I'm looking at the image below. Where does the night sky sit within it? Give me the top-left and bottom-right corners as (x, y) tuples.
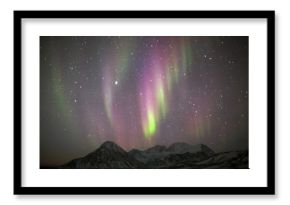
(40, 36), (248, 166)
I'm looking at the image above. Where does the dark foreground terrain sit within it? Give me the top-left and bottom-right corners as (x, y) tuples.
(54, 141), (248, 169)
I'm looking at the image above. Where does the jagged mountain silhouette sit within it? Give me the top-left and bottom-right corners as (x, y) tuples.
(60, 141), (248, 169)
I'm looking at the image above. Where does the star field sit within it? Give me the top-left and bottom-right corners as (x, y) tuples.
(40, 36), (248, 166)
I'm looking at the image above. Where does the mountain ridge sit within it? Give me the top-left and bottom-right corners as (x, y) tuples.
(59, 141), (248, 169)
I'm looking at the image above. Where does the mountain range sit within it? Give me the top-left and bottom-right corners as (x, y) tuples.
(59, 141), (248, 169)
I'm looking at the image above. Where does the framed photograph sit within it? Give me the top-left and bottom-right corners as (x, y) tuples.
(14, 10), (275, 195)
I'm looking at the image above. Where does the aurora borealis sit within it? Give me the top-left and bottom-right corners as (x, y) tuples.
(40, 36), (248, 166)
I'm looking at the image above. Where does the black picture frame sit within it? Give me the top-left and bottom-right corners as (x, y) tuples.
(14, 10), (275, 195)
